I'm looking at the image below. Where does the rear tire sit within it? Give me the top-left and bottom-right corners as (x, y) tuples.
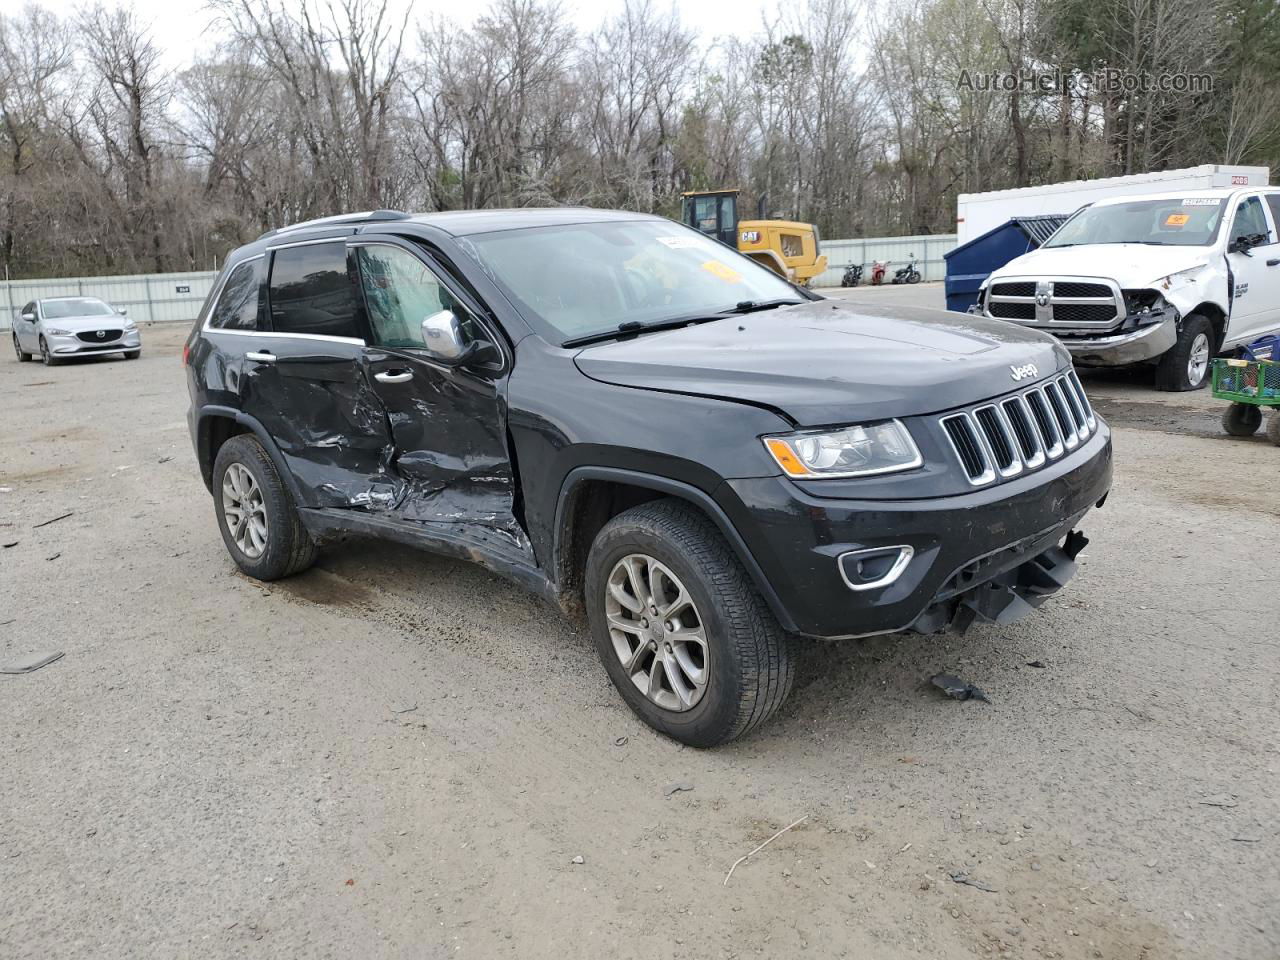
(1222, 403), (1262, 437)
(1156, 314), (1212, 391)
(13, 335), (30, 362)
(584, 498), (794, 747)
(212, 434), (317, 580)
(1268, 413), (1280, 447)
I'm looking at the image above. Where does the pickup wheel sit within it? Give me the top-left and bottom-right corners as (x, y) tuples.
(1222, 403), (1262, 436)
(212, 434), (317, 580)
(1155, 314), (1212, 391)
(584, 498), (794, 747)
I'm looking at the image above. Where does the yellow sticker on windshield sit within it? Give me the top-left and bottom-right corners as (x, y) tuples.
(1165, 213), (1189, 227)
(702, 260), (743, 283)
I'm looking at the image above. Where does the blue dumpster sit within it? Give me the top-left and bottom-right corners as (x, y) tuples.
(944, 215), (1069, 312)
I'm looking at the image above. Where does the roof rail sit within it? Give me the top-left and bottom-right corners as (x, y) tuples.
(263, 209), (411, 239)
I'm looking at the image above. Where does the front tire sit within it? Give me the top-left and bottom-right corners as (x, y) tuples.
(1222, 403), (1262, 437)
(13, 335), (30, 362)
(39, 337), (59, 366)
(1156, 314), (1212, 391)
(212, 434), (317, 580)
(907, 270), (921, 284)
(584, 499), (794, 747)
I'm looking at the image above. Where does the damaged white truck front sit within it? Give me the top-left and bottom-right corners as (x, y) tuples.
(976, 188), (1280, 391)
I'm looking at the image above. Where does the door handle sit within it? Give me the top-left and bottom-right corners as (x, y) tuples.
(374, 369), (413, 384)
(1267, 258), (1280, 266)
(245, 351), (276, 363)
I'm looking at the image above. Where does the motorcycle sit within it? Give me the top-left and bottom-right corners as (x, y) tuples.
(841, 263), (864, 287)
(891, 253), (922, 285)
(870, 260), (888, 285)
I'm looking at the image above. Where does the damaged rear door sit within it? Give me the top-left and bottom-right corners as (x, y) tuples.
(350, 236), (531, 559)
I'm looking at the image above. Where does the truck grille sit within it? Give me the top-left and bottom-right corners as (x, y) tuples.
(986, 278), (1121, 328)
(939, 372), (1096, 486)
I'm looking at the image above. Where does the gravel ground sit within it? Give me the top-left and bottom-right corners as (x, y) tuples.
(1, 318), (1276, 960)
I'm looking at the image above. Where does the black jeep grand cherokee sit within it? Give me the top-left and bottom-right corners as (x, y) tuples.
(185, 208), (1112, 746)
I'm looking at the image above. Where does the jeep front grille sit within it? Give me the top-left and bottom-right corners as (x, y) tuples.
(940, 373), (1096, 485)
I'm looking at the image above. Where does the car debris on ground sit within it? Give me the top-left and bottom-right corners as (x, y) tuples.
(930, 673), (991, 703)
(0, 651), (65, 675)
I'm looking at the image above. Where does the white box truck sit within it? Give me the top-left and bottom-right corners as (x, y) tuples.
(956, 165), (1270, 246)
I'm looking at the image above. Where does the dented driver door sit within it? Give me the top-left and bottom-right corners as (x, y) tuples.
(350, 237), (530, 558)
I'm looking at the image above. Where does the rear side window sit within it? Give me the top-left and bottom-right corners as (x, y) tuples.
(268, 242), (360, 339)
(209, 258), (265, 330)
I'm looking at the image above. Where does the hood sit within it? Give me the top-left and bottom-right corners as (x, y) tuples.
(991, 243), (1213, 287)
(573, 300), (1067, 426)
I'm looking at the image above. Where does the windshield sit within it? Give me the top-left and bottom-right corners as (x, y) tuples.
(460, 219), (803, 344)
(1044, 198), (1227, 248)
(41, 298), (115, 319)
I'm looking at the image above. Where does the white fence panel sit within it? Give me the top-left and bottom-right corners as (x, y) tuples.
(814, 234), (957, 286)
(1, 270), (218, 330)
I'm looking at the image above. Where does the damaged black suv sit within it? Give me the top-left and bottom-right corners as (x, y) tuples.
(185, 208), (1112, 746)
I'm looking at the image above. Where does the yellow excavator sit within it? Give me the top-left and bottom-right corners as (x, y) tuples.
(680, 189), (828, 286)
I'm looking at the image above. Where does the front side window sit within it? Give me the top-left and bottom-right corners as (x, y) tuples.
(268, 242), (360, 339)
(209, 258), (265, 330)
(462, 219), (801, 344)
(1232, 196), (1271, 243)
(40, 298), (115, 319)
(1044, 198), (1226, 248)
(357, 245), (458, 349)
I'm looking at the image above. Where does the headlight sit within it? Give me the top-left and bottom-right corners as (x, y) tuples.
(44, 327), (72, 336)
(124, 320), (137, 329)
(763, 420), (923, 479)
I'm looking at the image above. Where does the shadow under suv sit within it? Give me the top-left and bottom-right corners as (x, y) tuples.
(184, 208), (1112, 746)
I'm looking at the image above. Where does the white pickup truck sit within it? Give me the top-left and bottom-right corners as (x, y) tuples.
(976, 187), (1280, 390)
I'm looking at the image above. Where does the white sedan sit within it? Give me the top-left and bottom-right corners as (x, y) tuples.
(11, 297), (141, 365)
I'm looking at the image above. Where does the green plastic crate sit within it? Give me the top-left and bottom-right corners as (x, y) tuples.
(1212, 358), (1280, 406)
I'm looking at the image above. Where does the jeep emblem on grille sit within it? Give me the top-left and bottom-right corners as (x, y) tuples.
(1010, 363), (1038, 381)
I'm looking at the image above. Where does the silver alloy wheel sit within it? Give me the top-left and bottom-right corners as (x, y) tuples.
(1188, 332), (1210, 386)
(604, 553), (709, 712)
(221, 462), (268, 559)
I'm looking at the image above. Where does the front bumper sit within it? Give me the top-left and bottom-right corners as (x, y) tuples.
(48, 330), (141, 355)
(720, 423), (1112, 639)
(1060, 315), (1176, 367)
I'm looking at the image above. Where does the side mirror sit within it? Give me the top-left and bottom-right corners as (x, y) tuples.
(420, 309), (499, 367)
(119, 307), (128, 316)
(1229, 233), (1266, 255)
(21, 312), (35, 321)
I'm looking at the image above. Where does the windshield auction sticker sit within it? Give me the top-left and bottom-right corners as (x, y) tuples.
(1165, 213), (1190, 227)
(701, 260), (743, 283)
(1180, 198), (1220, 206)
(656, 236), (705, 249)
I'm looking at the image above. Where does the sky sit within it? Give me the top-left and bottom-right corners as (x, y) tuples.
(32, 0), (783, 69)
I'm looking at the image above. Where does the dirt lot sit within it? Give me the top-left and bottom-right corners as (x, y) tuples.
(2, 309), (1277, 960)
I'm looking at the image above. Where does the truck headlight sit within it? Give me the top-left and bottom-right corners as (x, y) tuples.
(763, 420), (923, 478)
